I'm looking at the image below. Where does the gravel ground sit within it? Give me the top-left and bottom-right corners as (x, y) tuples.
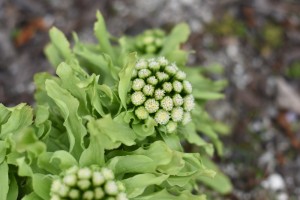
(1, 0), (300, 199)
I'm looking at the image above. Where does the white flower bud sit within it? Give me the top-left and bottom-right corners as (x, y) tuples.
(51, 180), (62, 193)
(102, 168), (115, 180)
(175, 70), (186, 80)
(173, 81), (183, 93)
(82, 190), (94, 200)
(78, 168), (92, 179)
(143, 36), (154, 44)
(162, 82), (173, 93)
(183, 95), (195, 112)
(142, 84), (154, 96)
(161, 96), (173, 111)
(148, 61), (160, 71)
(116, 192), (128, 200)
(183, 80), (192, 94)
(166, 121), (177, 133)
(58, 184), (69, 197)
(131, 92), (146, 106)
(156, 72), (169, 82)
(93, 171), (105, 186)
(157, 57), (168, 66)
(132, 79), (145, 91)
(138, 69), (151, 79)
(182, 112), (192, 125)
(155, 109), (170, 125)
(50, 195), (60, 200)
(69, 189), (80, 199)
(171, 107), (184, 122)
(135, 59), (148, 70)
(94, 187), (105, 199)
(135, 106), (149, 120)
(63, 174), (77, 186)
(173, 94), (184, 107)
(154, 89), (165, 100)
(77, 180), (91, 190)
(144, 99), (159, 114)
(165, 64), (178, 75)
(147, 76), (158, 85)
(66, 166), (78, 175)
(105, 181), (119, 195)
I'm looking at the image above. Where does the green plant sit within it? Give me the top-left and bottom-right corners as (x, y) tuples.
(0, 11), (232, 200)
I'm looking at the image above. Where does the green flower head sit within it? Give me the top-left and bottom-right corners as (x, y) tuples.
(135, 29), (166, 54)
(129, 57), (195, 133)
(50, 166), (127, 200)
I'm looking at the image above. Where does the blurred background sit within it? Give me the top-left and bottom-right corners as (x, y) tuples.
(1, 0), (300, 199)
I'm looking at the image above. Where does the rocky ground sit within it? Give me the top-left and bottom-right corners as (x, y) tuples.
(1, 0), (300, 199)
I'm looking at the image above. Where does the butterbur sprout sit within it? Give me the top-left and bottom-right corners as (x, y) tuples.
(50, 166), (128, 200)
(135, 29), (166, 54)
(129, 57), (195, 133)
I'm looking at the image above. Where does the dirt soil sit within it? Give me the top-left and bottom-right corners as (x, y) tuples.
(1, 0), (300, 199)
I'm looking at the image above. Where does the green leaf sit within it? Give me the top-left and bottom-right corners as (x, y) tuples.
(159, 23), (190, 57)
(0, 104), (10, 125)
(0, 104), (33, 140)
(193, 91), (224, 100)
(32, 173), (52, 200)
(86, 115), (136, 150)
(7, 173), (18, 200)
(122, 173), (169, 198)
(108, 155), (156, 175)
(133, 189), (206, 200)
(48, 27), (72, 65)
(197, 156), (233, 194)
(94, 11), (115, 60)
(21, 193), (43, 200)
(118, 52), (137, 109)
(45, 80), (87, 159)
(0, 141), (6, 164)
(44, 43), (62, 67)
(17, 157), (33, 177)
(0, 162), (9, 200)
(50, 150), (78, 171)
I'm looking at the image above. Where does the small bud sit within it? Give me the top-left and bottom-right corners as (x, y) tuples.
(78, 168), (92, 179)
(166, 121), (177, 133)
(93, 172), (105, 186)
(131, 92), (146, 106)
(105, 181), (119, 195)
(182, 112), (192, 125)
(138, 69), (151, 79)
(173, 80), (183, 93)
(154, 89), (165, 100)
(148, 61), (160, 71)
(144, 99), (159, 114)
(143, 36), (154, 44)
(117, 182), (126, 192)
(173, 94), (184, 107)
(165, 64), (178, 75)
(183, 95), (195, 112)
(102, 168), (115, 180)
(63, 174), (77, 186)
(135, 106), (149, 120)
(155, 109), (170, 125)
(58, 184), (69, 197)
(51, 179), (62, 193)
(147, 76), (158, 85)
(142, 84), (154, 96)
(157, 57), (168, 66)
(69, 189), (80, 199)
(50, 195), (60, 200)
(161, 96), (173, 111)
(82, 190), (94, 200)
(183, 80), (192, 94)
(132, 79), (145, 91)
(132, 69), (138, 78)
(171, 107), (184, 122)
(135, 59), (148, 70)
(77, 180), (91, 190)
(156, 72), (169, 82)
(146, 45), (156, 53)
(116, 192), (129, 200)
(94, 187), (105, 199)
(175, 70), (186, 80)
(162, 82), (173, 93)
(66, 166), (78, 175)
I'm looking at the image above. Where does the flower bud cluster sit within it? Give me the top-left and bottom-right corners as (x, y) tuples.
(135, 29), (166, 54)
(50, 166), (127, 200)
(130, 57), (195, 133)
